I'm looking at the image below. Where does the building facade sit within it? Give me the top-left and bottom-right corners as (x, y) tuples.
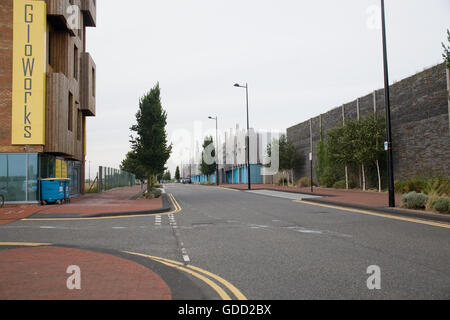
(189, 125), (282, 184)
(287, 63), (450, 185)
(0, 0), (97, 203)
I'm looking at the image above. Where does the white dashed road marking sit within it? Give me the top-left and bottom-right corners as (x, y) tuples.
(155, 215), (162, 226)
(167, 213), (191, 265)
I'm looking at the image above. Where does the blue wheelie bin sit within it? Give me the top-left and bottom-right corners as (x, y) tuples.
(63, 179), (71, 203)
(40, 179), (70, 205)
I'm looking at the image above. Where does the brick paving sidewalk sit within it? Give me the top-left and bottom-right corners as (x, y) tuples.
(0, 186), (164, 223)
(36, 186), (163, 217)
(0, 205), (42, 226)
(0, 246), (172, 300)
(220, 184), (402, 208)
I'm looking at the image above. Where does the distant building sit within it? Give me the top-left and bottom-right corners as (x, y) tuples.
(0, 0), (97, 203)
(190, 124), (282, 184)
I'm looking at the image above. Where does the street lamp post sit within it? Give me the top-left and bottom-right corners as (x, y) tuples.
(208, 116), (220, 186)
(234, 83), (251, 190)
(380, 0), (396, 207)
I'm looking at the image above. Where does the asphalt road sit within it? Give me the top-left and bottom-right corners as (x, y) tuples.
(1, 184), (449, 299)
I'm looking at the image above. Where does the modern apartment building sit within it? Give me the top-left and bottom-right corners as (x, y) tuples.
(0, 0), (97, 203)
(189, 125), (282, 184)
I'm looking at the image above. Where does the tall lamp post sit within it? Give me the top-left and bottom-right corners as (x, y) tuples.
(234, 83), (251, 190)
(208, 116), (220, 186)
(380, 0), (395, 207)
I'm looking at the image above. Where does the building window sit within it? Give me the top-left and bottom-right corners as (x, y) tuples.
(39, 155), (56, 179)
(0, 154), (38, 203)
(68, 93), (73, 132)
(77, 110), (82, 141)
(74, 45), (79, 80)
(92, 67), (96, 97)
(48, 31), (53, 67)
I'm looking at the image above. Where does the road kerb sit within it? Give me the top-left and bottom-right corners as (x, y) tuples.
(295, 200), (450, 229)
(20, 193), (182, 222)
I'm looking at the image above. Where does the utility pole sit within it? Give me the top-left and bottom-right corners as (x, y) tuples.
(381, 0), (396, 207)
(234, 83), (251, 190)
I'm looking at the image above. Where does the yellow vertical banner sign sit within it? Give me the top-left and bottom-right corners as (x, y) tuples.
(12, 0), (47, 145)
(61, 161), (68, 178)
(55, 159), (62, 178)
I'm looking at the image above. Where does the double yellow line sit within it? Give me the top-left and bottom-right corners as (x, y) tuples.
(0, 242), (247, 301)
(9, 194), (247, 300)
(295, 200), (450, 229)
(125, 195), (247, 300)
(168, 193), (182, 213)
(124, 251), (247, 300)
(0, 242), (51, 247)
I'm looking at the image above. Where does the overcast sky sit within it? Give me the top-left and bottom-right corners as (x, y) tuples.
(84, 0), (450, 177)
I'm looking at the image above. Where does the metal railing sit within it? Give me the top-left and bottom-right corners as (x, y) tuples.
(97, 166), (136, 193)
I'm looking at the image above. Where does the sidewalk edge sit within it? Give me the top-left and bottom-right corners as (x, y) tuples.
(219, 185), (337, 197)
(26, 193), (172, 219)
(85, 193), (172, 218)
(303, 198), (450, 224)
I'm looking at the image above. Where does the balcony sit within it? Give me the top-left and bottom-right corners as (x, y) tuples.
(45, 73), (82, 160)
(80, 52), (96, 117)
(45, 0), (76, 36)
(81, 0), (96, 27)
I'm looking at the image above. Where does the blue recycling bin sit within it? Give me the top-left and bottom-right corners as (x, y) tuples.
(63, 179), (71, 203)
(40, 179), (71, 205)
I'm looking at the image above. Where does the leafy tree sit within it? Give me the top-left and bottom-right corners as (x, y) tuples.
(316, 128), (345, 187)
(443, 29), (450, 69)
(327, 124), (354, 189)
(175, 166), (181, 181)
(443, 29), (450, 102)
(323, 115), (386, 191)
(356, 115), (386, 192)
(200, 136), (216, 181)
(130, 83), (172, 192)
(162, 170), (171, 181)
(266, 134), (301, 186)
(120, 151), (146, 181)
(316, 129), (327, 183)
(284, 138), (301, 185)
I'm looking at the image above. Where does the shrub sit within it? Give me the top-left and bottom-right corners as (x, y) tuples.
(426, 196), (439, 212)
(298, 177), (315, 188)
(394, 180), (406, 194)
(433, 198), (450, 214)
(333, 180), (347, 189)
(278, 177), (288, 186)
(405, 178), (427, 194)
(332, 180), (356, 189)
(152, 188), (162, 198)
(144, 188), (162, 199)
(424, 178), (450, 197)
(320, 166), (341, 188)
(395, 177), (450, 196)
(401, 191), (429, 210)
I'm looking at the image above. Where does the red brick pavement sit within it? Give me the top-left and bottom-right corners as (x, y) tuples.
(0, 205), (42, 226)
(220, 184), (402, 208)
(0, 246), (172, 300)
(37, 186), (162, 217)
(0, 186), (163, 224)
